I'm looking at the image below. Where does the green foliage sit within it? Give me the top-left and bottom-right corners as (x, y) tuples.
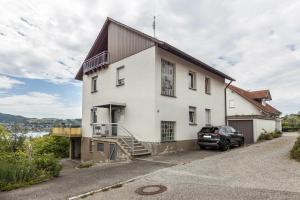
(31, 135), (69, 158)
(290, 137), (300, 161)
(78, 161), (94, 168)
(0, 125), (65, 191)
(282, 114), (300, 132)
(258, 130), (282, 141)
(34, 154), (62, 177)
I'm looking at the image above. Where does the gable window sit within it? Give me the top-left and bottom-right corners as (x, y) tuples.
(189, 106), (197, 125)
(91, 76), (98, 93)
(91, 108), (97, 123)
(189, 71), (196, 90)
(205, 109), (211, 126)
(97, 143), (104, 152)
(116, 66), (125, 86)
(161, 59), (175, 97)
(229, 99), (235, 108)
(161, 121), (175, 142)
(205, 77), (211, 94)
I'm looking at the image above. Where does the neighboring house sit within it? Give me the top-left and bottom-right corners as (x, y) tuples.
(75, 17), (234, 162)
(226, 85), (282, 144)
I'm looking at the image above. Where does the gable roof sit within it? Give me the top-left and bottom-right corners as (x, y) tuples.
(228, 85), (281, 116)
(75, 17), (235, 81)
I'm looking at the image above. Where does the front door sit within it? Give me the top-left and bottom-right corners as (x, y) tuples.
(111, 109), (119, 136)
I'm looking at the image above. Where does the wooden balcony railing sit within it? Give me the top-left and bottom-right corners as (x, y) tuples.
(51, 127), (81, 137)
(83, 51), (109, 74)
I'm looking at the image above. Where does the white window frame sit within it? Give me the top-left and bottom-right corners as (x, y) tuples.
(161, 59), (176, 97)
(91, 108), (97, 124)
(116, 66), (125, 86)
(205, 77), (211, 94)
(91, 76), (98, 93)
(189, 106), (197, 125)
(205, 109), (211, 126)
(161, 121), (176, 142)
(189, 71), (196, 90)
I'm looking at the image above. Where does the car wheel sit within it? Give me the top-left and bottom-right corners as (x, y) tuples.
(199, 145), (206, 150)
(238, 139), (244, 147)
(221, 141), (230, 151)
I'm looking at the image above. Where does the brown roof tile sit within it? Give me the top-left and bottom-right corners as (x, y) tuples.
(228, 85), (281, 116)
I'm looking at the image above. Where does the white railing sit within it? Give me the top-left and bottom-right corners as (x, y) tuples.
(83, 51), (109, 74)
(92, 123), (135, 154)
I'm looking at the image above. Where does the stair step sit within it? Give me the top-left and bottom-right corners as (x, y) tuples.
(132, 151), (151, 156)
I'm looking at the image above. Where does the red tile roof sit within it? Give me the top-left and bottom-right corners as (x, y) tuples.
(228, 85), (281, 116)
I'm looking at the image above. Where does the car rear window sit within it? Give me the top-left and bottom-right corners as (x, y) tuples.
(200, 127), (219, 133)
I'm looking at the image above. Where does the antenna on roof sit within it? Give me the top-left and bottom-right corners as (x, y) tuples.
(152, 16), (156, 38)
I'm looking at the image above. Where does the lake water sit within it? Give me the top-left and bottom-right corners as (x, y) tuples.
(27, 131), (49, 137)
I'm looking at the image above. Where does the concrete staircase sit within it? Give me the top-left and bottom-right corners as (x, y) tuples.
(118, 136), (151, 157)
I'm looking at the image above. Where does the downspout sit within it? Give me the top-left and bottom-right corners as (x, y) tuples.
(224, 80), (233, 125)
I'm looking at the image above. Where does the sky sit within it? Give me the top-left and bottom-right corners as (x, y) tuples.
(0, 0), (299, 118)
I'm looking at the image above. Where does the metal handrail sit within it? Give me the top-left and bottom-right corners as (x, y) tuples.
(83, 51), (109, 73)
(92, 123), (135, 154)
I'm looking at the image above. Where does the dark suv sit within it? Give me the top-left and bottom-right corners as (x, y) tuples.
(197, 126), (244, 151)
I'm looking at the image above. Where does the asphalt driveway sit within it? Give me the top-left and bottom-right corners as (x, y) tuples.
(0, 146), (220, 200)
(86, 133), (300, 200)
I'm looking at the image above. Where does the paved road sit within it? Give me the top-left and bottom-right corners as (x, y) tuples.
(86, 134), (300, 200)
(0, 148), (220, 200)
(0, 160), (172, 200)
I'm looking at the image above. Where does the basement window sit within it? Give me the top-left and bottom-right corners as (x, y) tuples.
(161, 121), (175, 142)
(97, 143), (104, 152)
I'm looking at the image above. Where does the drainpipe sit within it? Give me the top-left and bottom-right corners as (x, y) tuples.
(224, 80), (233, 125)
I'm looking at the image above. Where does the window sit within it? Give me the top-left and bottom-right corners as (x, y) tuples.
(116, 66), (125, 86)
(161, 121), (175, 142)
(91, 108), (97, 123)
(189, 106), (197, 125)
(161, 59), (175, 97)
(189, 71), (196, 90)
(89, 140), (93, 152)
(205, 77), (211, 94)
(229, 99), (235, 108)
(205, 109), (211, 126)
(97, 143), (104, 152)
(91, 76), (98, 93)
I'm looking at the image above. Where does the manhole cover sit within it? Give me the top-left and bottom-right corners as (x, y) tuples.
(135, 185), (167, 195)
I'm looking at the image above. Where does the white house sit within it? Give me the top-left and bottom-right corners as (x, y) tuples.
(226, 85), (281, 143)
(75, 17), (234, 162)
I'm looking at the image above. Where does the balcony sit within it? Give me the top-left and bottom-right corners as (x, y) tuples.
(83, 51), (109, 74)
(51, 127), (82, 137)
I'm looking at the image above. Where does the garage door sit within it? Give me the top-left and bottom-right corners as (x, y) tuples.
(228, 120), (254, 144)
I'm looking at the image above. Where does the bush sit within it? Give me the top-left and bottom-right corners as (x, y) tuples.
(258, 133), (273, 141)
(290, 137), (300, 161)
(32, 135), (69, 158)
(78, 161), (94, 168)
(271, 131), (283, 138)
(34, 154), (62, 177)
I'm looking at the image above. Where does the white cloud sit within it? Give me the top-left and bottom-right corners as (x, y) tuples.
(0, 92), (81, 119)
(0, 75), (24, 89)
(0, 0), (299, 114)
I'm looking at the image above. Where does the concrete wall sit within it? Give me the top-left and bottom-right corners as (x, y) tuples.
(81, 46), (156, 142)
(226, 88), (261, 116)
(253, 119), (276, 141)
(154, 47), (226, 142)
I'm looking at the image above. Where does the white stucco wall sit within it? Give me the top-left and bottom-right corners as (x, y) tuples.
(81, 46), (157, 141)
(154, 47), (226, 142)
(226, 88), (261, 116)
(253, 119), (276, 141)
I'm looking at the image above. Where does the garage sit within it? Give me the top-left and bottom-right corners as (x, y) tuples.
(228, 120), (254, 144)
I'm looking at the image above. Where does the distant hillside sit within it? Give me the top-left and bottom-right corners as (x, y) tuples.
(0, 112), (81, 126)
(0, 113), (30, 123)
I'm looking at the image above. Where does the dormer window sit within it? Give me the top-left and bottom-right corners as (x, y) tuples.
(262, 99), (267, 106)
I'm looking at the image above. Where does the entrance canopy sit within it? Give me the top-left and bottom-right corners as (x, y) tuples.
(94, 102), (126, 109)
